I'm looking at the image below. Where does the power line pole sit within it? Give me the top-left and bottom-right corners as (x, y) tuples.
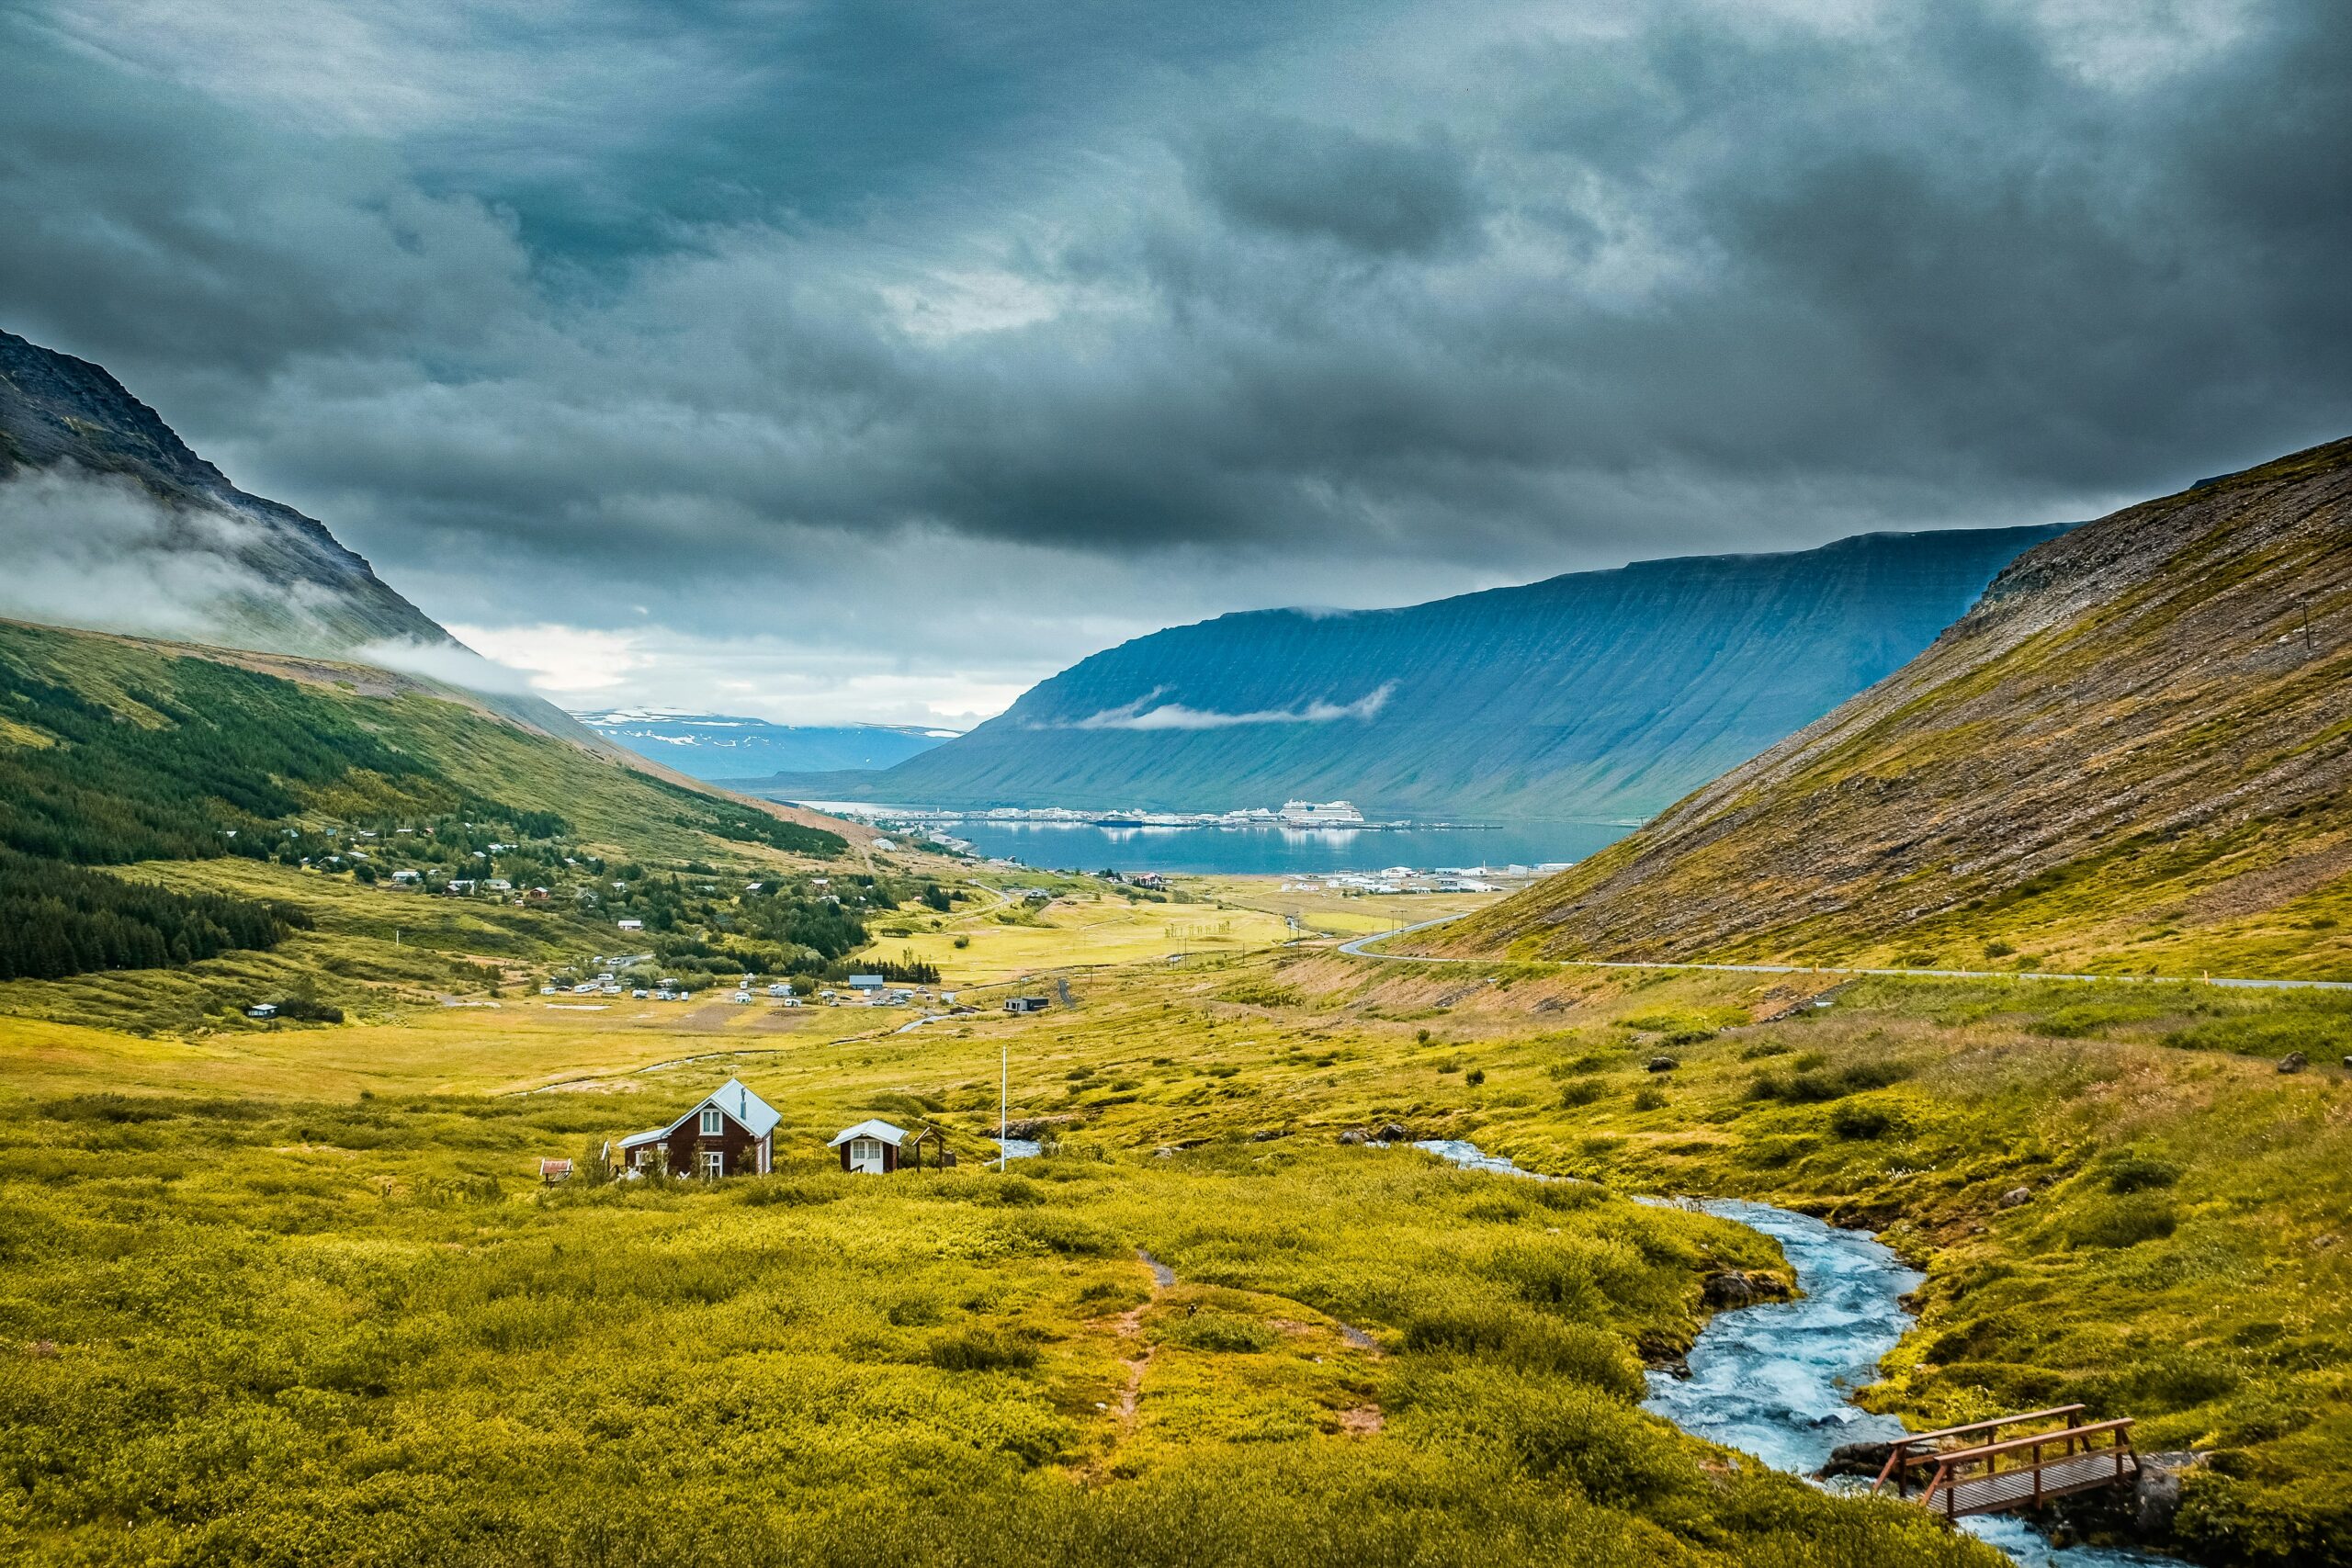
(999, 1043), (1009, 1172)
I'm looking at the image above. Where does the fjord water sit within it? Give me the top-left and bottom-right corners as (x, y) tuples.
(940, 818), (1631, 874)
(1414, 1145), (2166, 1567)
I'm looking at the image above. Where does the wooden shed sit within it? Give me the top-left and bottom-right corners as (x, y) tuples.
(829, 1119), (908, 1174)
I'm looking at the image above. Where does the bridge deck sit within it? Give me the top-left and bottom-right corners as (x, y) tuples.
(1931, 1451), (2139, 1518)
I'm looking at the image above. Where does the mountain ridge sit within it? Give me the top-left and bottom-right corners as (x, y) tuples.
(747, 525), (2071, 821)
(0, 327), (447, 655)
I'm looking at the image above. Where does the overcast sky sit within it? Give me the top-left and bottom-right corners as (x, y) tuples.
(6, 0), (2347, 725)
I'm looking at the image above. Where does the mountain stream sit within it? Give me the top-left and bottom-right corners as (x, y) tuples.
(1409, 1140), (2171, 1567)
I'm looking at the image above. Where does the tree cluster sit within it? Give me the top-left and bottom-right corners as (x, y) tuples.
(0, 850), (303, 981)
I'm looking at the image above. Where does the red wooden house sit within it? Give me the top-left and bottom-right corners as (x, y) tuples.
(605, 1077), (778, 1179)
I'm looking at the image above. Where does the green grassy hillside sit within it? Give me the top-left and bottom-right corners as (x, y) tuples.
(1440, 437), (2352, 979)
(0, 619), (923, 1028)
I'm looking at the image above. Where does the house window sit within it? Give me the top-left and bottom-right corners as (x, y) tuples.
(699, 1150), (724, 1179)
(632, 1146), (654, 1168)
(699, 1108), (722, 1135)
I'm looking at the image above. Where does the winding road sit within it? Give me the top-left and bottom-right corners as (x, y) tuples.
(1337, 913), (2352, 992)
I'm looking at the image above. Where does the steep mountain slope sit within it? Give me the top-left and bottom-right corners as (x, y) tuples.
(0, 617), (866, 865)
(1437, 437), (2352, 979)
(580, 709), (956, 781)
(0, 327), (444, 655)
(759, 526), (2067, 820)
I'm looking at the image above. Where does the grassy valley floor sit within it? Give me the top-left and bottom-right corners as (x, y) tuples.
(5, 874), (2352, 1563)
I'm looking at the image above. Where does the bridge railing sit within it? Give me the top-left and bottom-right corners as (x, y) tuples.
(1871, 1404), (2088, 1495)
(1882, 1413), (2136, 1520)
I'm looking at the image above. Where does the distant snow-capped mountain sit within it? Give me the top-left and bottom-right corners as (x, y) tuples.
(575, 709), (958, 781)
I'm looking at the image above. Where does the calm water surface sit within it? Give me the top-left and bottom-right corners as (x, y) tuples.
(933, 818), (1632, 874)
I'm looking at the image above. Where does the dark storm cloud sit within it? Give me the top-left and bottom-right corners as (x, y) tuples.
(1188, 117), (1484, 257)
(3, 0), (2349, 714)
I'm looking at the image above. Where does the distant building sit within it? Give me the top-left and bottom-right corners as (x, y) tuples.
(605, 1077), (778, 1179)
(846, 975), (886, 992)
(616, 918), (645, 931)
(245, 1003), (277, 1020)
(1004, 996), (1049, 1014)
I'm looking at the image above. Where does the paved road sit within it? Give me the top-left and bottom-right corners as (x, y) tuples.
(1337, 914), (2352, 992)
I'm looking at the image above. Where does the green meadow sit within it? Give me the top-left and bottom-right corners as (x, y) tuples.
(0, 1077), (1987, 1568)
(6, 869), (2352, 1565)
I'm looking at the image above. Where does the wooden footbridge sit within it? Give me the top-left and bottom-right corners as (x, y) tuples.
(1873, 1405), (2138, 1520)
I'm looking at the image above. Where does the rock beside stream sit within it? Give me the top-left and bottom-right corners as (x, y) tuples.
(1702, 1269), (1793, 1309)
(1817, 1440), (1894, 1481)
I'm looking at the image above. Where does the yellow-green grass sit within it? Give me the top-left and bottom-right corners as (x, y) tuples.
(1190, 875), (1500, 937)
(875, 886), (1296, 986)
(13, 902), (2352, 1563)
(0, 1065), (1990, 1568)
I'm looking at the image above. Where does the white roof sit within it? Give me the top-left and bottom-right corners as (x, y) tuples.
(616, 1077), (782, 1148)
(828, 1119), (909, 1147)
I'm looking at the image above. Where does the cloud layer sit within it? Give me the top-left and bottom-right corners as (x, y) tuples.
(1065, 683), (1396, 732)
(4, 0), (2347, 720)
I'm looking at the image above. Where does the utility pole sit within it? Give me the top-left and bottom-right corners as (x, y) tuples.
(999, 1044), (1009, 1172)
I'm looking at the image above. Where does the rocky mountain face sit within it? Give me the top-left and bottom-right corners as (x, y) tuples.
(765, 525), (2066, 821)
(0, 328), (447, 655)
(1437, 437), (2352, 980)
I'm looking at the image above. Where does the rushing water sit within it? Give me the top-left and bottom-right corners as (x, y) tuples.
(1409, 1143), (2169, 1567)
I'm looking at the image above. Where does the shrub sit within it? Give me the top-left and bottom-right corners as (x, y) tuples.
(1748, 1059), (1911, 1103)
(1631, 1087), (1668, 1111)
(1559, 1080), (1606, 1109)
(1464, 1068), (1487, 1088)
(1401, 1303), (1644, 1399)
(1165, 1309), (1279, 1353)
(1827, 1100), (1896, 1139)
(2067, 1196), (2178, 1248)
(737, 1180), (837, 1207)
(927, 1328), (1038, 1372)
(2164, 1005), (2352, 1061)
(2098, 1152), (2183, 1193)
(2030, 1002), (2162, 1039)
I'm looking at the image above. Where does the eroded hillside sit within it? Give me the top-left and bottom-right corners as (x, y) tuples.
(1439, 437), (2352, 979)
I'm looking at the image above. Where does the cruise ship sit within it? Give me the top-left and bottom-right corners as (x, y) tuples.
(1278, 799), (1365, 826)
